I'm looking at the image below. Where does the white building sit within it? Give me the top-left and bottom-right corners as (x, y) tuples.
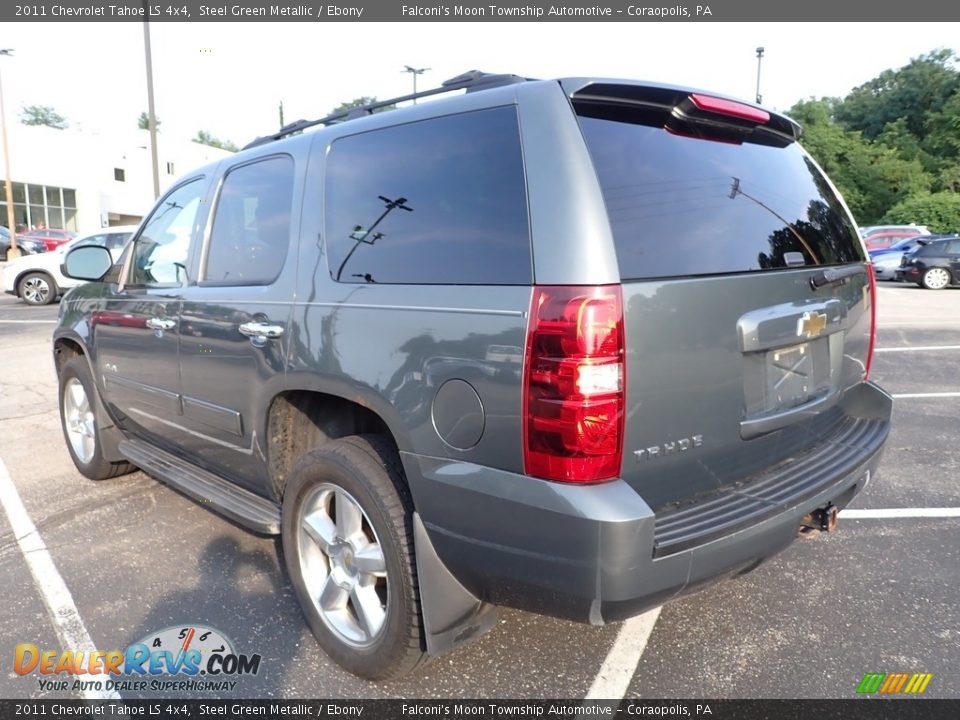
(0, 124), (233, 233)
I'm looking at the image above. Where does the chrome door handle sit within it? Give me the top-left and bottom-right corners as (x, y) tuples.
(146, 317), (176, 331)
(238, 322), (284, 339)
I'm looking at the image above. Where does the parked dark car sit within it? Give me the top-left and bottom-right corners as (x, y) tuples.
(869, 235), (950, 281)
(53, 71), (892, 680)
(0, 227), (47, 260)
(896, 237), (960, 289)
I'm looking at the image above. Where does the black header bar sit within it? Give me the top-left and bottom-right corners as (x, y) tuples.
(0, 699), (956, 719)
(5, 0), (960, 22)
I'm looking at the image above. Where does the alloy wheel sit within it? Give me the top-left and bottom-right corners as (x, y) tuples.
(297, 483), (388, 647)
(22, 276), (51, 305)
(63, 377), (96, 464)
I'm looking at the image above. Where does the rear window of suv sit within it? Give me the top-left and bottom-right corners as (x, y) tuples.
(575, 98), (865, 280)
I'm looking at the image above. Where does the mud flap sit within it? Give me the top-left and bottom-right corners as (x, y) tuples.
(412, 512), (498, 657)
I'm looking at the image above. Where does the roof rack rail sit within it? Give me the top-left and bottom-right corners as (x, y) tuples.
(243, 70), (529, 150)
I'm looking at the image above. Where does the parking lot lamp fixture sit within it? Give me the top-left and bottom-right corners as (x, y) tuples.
(0, 48), (17, 259)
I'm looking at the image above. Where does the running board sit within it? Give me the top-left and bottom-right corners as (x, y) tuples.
(119, 439), (281, 534)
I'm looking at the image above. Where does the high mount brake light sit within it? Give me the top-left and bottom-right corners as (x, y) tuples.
(689, 94), (770, 124)
(523, 285), (625, 484)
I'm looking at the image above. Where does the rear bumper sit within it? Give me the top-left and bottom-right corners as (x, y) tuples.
(404, 382), (892, 624)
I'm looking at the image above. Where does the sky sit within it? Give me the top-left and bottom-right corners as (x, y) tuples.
(3, 22), (959, 148)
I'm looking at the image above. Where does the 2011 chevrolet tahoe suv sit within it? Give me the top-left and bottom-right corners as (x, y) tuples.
(54, 71), (892, 680)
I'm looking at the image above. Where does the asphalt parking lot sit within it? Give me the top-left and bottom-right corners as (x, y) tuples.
(0, 280), (958, 700)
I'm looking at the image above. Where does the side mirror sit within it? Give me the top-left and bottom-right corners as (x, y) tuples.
(62, 245), (114, 281)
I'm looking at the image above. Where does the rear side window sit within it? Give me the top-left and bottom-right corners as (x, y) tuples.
(917, 242), (951, 256)
(324, 107), (531, 285)
(205, 155), (294, 286)
(76, 234), (108, 249)
(105, 232), (131, 250)
(921, 240), (960, 255)
(576, 102), (865, 280)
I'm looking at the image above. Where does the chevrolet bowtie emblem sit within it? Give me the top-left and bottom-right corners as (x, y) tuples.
(797, 311), (828, 339)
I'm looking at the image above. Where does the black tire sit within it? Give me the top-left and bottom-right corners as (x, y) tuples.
(281, 435), (427, 680)
(19, 272), (57, 306)
(58, 357), (135, 480)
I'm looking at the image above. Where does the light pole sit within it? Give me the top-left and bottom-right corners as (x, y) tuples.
(755, 47), (765, 105)
(334, 195), (413, 281)
(143, 14), (160, 200)
(0, 48), (18, 259)
(402, 66), (430, 103)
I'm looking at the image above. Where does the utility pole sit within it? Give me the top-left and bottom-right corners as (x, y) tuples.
(755, 47), (765, 105)
(279, 100), (285, 129)
(0, 48), (18, 259)
(143, 13), (160, 200)
(402, 66), (430, 103)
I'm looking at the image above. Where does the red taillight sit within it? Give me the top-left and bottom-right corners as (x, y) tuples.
(523, 285), (625, 483)
(864, 263), (877, 381)
(689, 93), (770, 124)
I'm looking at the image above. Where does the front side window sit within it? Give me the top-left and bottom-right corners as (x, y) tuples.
(130, 179), (204, 287)
(204, 156), (294, 286)
(324, 107), (531, 285)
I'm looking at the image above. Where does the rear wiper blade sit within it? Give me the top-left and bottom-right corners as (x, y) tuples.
(809, 265), (865, 290)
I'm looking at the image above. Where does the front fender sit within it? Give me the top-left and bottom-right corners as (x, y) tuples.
(52, 325), (127, 464)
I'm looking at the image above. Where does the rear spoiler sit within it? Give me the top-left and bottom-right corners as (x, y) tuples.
(564, 80), (801, 145)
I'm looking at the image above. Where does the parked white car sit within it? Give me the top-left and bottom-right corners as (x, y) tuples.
(2, 225), (137, 305)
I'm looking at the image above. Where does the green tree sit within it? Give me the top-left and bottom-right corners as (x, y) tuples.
(875, 118), (935, 169)
(329, 96), (396, 116)
(834, 49), (960, 141)
(193, 130), (238, 152)
(882, 192), (960, 233)
(20, 104), (68, 129)
(138, 112), (161, 131)
(923, 91), (960, 167)
(790, 99), (932, 223)
(937, 164), (960, 193)
(789, 50), (960, 225)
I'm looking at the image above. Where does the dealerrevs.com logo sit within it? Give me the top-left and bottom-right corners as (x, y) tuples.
(856, 672), (933, 695)
(14, 625), (261, 693)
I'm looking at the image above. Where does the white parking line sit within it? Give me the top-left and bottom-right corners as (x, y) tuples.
(876, 345), (960, 353)
(891, 392), (960, 399)
(584, 607), (661, 700)
(0, 457), (120, 700)
(0, 319), (57, 324)
(842, 508), (960, 519)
